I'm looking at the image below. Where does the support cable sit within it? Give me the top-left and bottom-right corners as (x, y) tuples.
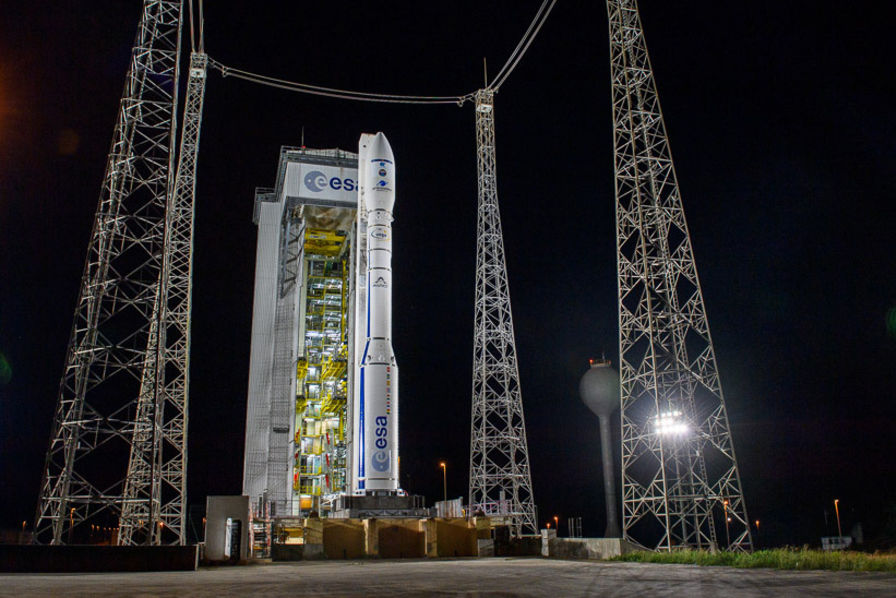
(489, 0), (557, 91)
(209, 58), (473, 105)
(205, 0), (556, 105)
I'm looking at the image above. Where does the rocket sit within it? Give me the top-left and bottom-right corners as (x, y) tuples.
(353, 132), (399, 493)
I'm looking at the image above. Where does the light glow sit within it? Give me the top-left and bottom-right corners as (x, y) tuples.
(655, 410), (689, 436)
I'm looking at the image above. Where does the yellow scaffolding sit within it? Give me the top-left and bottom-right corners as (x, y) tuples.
(293, 230), (350, 513)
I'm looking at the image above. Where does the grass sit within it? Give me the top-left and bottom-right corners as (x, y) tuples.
(611, 548), (896, 572)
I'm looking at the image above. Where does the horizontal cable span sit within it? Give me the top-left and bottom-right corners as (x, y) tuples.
(208, 58), (474, 105)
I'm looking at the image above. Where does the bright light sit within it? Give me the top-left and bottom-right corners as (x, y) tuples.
(655, 410), (688, 436)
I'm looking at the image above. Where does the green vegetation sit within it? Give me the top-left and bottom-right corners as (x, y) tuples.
(612, 548), (896, 572)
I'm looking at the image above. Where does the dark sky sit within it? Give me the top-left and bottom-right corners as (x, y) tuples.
(1, 2), (894, 548)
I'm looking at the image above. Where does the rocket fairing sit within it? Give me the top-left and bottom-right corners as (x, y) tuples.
(353, 132), (399, 493)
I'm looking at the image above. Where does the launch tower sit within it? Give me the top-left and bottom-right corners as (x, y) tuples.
(468, 89), (538, 537)
(34, 0), (201, 546)
(607, 0), (752, 551)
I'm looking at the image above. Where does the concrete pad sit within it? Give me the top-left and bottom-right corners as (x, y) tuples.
(1, 558), (894, 597)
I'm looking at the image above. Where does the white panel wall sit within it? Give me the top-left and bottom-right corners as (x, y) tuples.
(242, 201), (281, 502)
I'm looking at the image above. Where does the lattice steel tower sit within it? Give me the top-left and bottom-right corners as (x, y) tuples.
(118, 47), (207, 546)
(608, 0), (751, 551)
(34, 1), (201, 545)
(468, 89), (537, 537)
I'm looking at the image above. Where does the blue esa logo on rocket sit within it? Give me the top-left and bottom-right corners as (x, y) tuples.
(372, 416), (390, 471)
(372, 450), (390, 472)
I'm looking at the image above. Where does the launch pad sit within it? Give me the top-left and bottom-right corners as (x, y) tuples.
(331, 494), (428, 519)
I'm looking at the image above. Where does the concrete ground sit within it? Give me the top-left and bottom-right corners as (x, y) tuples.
(2, 557), (895, 597)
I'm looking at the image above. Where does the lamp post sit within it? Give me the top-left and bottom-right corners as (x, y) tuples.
(68, 507), (75, 544)
(439, 462), (447, 503)
(553, 515), (559, 536)
(723, 500), (731, 549)
(834, 499), (842, 537)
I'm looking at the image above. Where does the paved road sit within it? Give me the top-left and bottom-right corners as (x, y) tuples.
(2, 558), (894, 597)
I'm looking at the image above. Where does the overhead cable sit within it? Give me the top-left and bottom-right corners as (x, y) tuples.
(490, 0), (550, 87)
(209, 59), (474, 105)
(490, 0), (558, 91)
(205, 0), (557, 104)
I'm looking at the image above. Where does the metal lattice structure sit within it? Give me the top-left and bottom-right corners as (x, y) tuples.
(34, 1), (187, 545)
(607, 0), (752, 551)
(468, 89), (537, 537)
(119, 51), (207, 545)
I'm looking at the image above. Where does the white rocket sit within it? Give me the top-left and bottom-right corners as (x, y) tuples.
(352, 132), (399, 493)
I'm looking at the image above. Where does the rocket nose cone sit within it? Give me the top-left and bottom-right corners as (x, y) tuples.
(366, 132), (395, 204)
(368, 132), (394, 163)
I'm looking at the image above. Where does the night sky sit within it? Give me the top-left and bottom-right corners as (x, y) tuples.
(1, 2), (894, 548)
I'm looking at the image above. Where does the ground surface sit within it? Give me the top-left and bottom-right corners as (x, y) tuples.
(2, 557), (895, 597)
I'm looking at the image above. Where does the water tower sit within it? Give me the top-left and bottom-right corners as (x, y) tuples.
(579, 359), (621, 538)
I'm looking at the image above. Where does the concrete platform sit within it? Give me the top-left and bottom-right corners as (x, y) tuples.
(1, 558), (894, 597)
(273, 517), (491, 560)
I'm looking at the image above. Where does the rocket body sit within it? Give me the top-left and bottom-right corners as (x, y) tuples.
(353, 132), (399, 493)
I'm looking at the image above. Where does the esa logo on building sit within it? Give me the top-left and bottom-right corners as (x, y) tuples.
(304, 170), (356, 193)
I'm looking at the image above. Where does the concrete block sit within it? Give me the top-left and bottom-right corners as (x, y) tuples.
(323, 519), (366, 559)
(540, 528), (557, 557)
(477, 539), (494, 557)
(364, 518), (379, 557)
(303, 516), (324, 545)
(434, 519), (476, 557)
(377, 519), (425, 558)
(423, 518), (439, 558)
(546, 537), (637, 560)
(474, 516), (491, 540)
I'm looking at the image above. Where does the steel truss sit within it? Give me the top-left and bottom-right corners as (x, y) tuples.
(34, 1), (190, 545)
(468, 89), (537, 537)
(119, 51), (207, 545)
(607, 0), (752, 551)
